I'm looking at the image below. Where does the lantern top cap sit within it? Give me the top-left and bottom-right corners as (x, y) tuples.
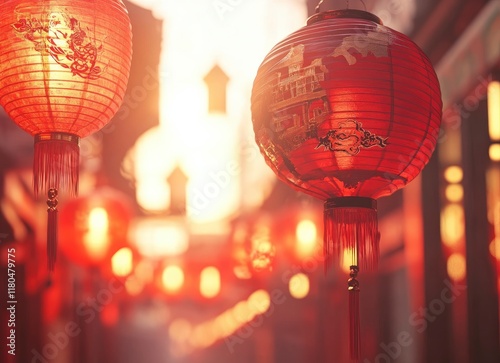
(307, 9), (382, 26)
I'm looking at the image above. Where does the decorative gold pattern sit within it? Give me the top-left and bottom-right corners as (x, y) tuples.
(268, 45), (331, 151)
(12, 11), (105, 79)
(316, 119), (387, 155)
(330, 25), (393, 65)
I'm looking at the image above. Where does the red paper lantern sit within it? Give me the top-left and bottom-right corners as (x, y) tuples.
(251, 9), (442, 359)
(58, 187), (133, 270)
(0, 0), (132, 269)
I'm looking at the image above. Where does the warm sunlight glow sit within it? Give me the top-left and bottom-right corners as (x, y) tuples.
(289, 273), (310, 299)
(136, 180), (170, 212)
(84, 207), (110, 260)
(132, 127), (177, 212)
(162, 265), (185, 293)
(111, 247), (133, 277)
(447, 253), (466, 281)
(125, 0), (307, 227)
(132, 218), (189, 258)
(441, 204), (465, 247)
(296, 219), (317, 258)
(444, 166), (463, 184)
(200, 266), (221, 299)
(445, 184), (464, 202)
(489, 144), (500, 161)
(488, 81), (500, 141)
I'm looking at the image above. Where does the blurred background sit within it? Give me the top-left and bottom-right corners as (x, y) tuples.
(0, 0), (499, 362)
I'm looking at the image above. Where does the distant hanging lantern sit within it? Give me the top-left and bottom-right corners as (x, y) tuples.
(251, 9), (442, 360)
(0, 0), (132, 270)
(59, 187), (133, 272)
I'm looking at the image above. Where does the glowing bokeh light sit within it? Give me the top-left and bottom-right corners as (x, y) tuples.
(289, 273), (310, 299)
(125, 276), (144, 296)
(84, 207), (110, 260)
(247, 289), (271, 314)
(444, 166), (463, 184)
(134, 259), (155, 284)
(445, 184), (464, 202)
(296, 219), (317, 257)
(489, 144), (500, 162)
(490, 238), (500, 260)
(162, 265), (185, 293)
(447, 253), (466, 281)
(199, 266), (221, 299)
(111, 247), (134, 277)
(441, 204), (465, 247)
(488, 81), (500, 141)
(132, 218), (189, 258)
(342, 248), (357, 273)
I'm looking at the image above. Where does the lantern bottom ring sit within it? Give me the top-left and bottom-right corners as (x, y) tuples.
(35, 132), (80, 145)
(324, 196), (376, 210)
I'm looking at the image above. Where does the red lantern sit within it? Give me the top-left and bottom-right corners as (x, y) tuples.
(58, 187), (133, 271)
(0, 0), (132, 269)
(251, 9), (442, 359)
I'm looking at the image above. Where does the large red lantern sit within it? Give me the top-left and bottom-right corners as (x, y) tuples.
(0, 0), (132, 269)
(251, 9), (442, 359)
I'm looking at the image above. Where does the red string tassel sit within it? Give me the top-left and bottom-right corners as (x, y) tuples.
(34, 133), (80, 198)
(348, 265), (361, 362)
(47, 189), (58, 271)
(324, 197), (380, 271)
(35, 133), (79, 271)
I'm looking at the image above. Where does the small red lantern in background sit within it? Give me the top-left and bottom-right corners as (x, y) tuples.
(251, 9), (442, 360)
(58, 187), (133, 273)
(0, 0), (132, 270)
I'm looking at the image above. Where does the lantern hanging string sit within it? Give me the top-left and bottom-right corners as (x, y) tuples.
(47, 189), (58, 271)
(348, 265), (361, 361)
(316, 0), (367, 12)
(315, 0), (324, 13)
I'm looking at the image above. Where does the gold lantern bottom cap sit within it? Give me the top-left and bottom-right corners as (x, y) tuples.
(35, 132), (80, 145)
(324, 196), (377, 210)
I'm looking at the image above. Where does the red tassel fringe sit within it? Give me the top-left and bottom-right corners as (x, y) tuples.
(34, 138), (79, 197)
(349, 285), (361, 361)
(324, 206), (379, 271)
